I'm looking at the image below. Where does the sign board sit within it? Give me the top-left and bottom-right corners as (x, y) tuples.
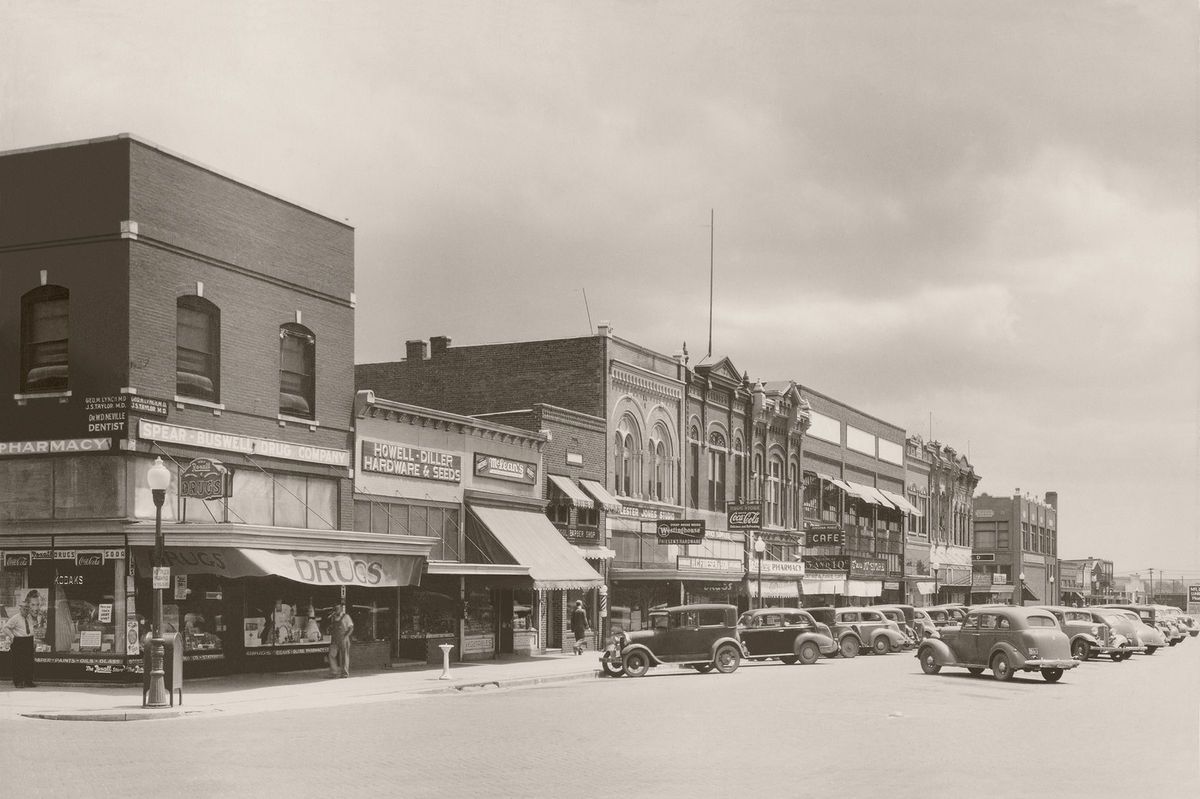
(152, 566), (171, 589)
(1189, 585), (1200, 603)
(677, 556), (742, 572)
(140, 420), (350, 467)
(179, 458), (230, 500)
(972, 553), (995, 562)
(360, 439), (461, 482)
(0, 437), (112, 457)
(807, 530), (845, 547)
(657, 520), (706, 544)
(474, 453), (537, 484)
(174, 574), (189, 600)
(757, 560), (806, 576)
(726, 502), (763, 531)
(992, 573), (1008, 585)
(98, 604), (113, 624)
(802, 555), (887, 577)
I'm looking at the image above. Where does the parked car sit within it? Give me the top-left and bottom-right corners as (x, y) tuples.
(807, 606), (907, 657)
(737, 608), (838, 664)
(914, 607), (951, 638)
(601, 604), (744, 677)
(874, 604), (919, 649)
(1162, 607), (1199, 637)
(1085, 608), (1144, 660)
(931, 604), (969, 625)
(1102, 608), (1166, 655)
(1153, 605), (1192, 642)
(1037, 605), (1124, 662)
(1100, 604), (1179, 649)
(916, 606), (1079, 682)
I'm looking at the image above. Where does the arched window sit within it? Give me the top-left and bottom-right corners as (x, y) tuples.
(708, 430), (727, 512)
(177, 296), (221, 402)
(766, 455), (783, 526)
(788, 461), (799, 528)
(614, 416), (641, 497)
(688, 424), (701, 509)
(279, 323), (316, 418)
(21, 285), (70, 392)
(733, 436), (745, 503)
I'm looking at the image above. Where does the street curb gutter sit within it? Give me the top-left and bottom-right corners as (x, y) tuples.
(21, 709), (188, 722)
(446, 669), (601, 693)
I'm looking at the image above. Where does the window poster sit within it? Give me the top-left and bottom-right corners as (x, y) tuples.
(0, 588), (50, 652)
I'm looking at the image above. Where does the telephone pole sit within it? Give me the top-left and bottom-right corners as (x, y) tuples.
(1148, 568), (1154, 603)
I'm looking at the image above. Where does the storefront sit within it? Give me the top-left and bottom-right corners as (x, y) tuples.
(799, 555), (887, 608)
(609, 556), (745, 632)
(747, 559), (806, 609)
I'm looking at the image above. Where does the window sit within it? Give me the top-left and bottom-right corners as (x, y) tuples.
(21, 285), (70, 392)
(733, 438), (745, 503)
(707, 432), (726, 512)
(689, 439), (700, 509)
(279, 324), (316, 418)
(177, 296), (220, 401)
(614, 416), (641, 498)
(766, 456), (783, 526)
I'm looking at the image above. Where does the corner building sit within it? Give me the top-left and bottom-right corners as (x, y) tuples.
(0, 135), (433, 683)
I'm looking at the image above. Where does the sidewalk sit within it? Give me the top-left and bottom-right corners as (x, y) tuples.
(0, 651), (602, 722)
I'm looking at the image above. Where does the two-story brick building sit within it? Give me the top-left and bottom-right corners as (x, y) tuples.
(0, 135), (434, 682)
(971, 490), (1058, 605)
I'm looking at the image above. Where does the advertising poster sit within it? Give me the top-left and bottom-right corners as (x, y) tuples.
(1, 588), (50, 652)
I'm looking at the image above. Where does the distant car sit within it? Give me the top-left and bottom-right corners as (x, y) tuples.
(931, 604), (969, 626)
(874, 605), (919, 649)
(601, 604), (744, 677)
(737, 608), (838, 664)
(914, 607), (951, 638)
(1085, 608), (1144, 661)
(807, 607), (907, 657)
(1037, 605), (1125, 662)
(916, 606), (1079, 682)
(1163, 607), (1200, 637)
(1153, 605), (1191, 643)
(1100, 605), (1178, 650)
(1102, 608), (1165, 655)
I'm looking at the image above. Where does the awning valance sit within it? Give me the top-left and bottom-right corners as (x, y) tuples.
(879, 489), (922, 517)
(842, 481), (882, 505)
(916, 581), (936, 595)
(846, 579), (883, 598)
(572, 544), (616, 560)
(801, 578), (845, 595)
(133, 546), (425, 587)
(468, 504), (603, 590)
(579, 479), (623, 512)
(547, 474), (594, 508)
(751, 580), (800, 599)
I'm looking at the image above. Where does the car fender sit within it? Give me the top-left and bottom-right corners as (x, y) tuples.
(917, 638), (954, 665)
(708, 635), (746, 660)
(793, 632), (835, 655)
(880, 629), (905, 645)
(1072, 633), (1100, 648)
(619, 643), (660, 667)
(987, 640), (1025, 669)
(840, 630), (865, 647)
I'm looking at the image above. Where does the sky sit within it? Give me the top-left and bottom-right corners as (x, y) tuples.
(2, 1), (1196, 577)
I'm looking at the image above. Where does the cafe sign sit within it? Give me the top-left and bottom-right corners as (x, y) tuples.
(180, 458), (230, 500)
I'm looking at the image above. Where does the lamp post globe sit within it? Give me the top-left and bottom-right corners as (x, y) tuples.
(1018, 572), (1027, 607)
(145, 456), (171, 708)
(1049, 574), (1055, 605)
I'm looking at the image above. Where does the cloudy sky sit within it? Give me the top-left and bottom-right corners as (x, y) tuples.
(3, 1), (1196, 577)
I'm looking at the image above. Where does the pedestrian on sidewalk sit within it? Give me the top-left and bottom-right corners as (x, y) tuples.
(570, 599), (591, 655)
(4, 590), (40, 688)
(327, 600), (354, 678)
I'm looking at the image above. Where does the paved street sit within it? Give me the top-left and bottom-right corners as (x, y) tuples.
(3, 640), (1197, 798)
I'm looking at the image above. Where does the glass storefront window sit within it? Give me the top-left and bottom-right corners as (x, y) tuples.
(243, 578), (337, 648)
(168, 573), (225, 653)
(54, 563), (117, 653)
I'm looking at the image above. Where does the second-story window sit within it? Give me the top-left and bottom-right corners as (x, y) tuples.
(707, 431), (726, 512)
(21, 285), (70, 392)
(177, 295), (220, 402)
(279, 323), (316, 418)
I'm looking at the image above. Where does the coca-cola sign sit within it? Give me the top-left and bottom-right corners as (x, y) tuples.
(726, 502), (763, 531)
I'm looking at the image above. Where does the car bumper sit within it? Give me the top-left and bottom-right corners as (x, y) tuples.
(1020, 658), (1079, 670)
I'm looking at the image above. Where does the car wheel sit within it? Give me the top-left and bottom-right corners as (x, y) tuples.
(693, 663), (714, 673)
(918, 646), (941, 674)
(991, 652), (1013, 682)
(967, 667), (985, 676)
(1168, 639), (1178, 647)
(840, 637), (860, 659)
(798, 641), (820, 665)
(601, 659), (625, 677)
(1120, 650), (1134, 661)
(1145, 646), (1158, 655)
(1041, 668), (1064, 683)
(779, 655), (799, 665)
(872, 636), (890, 656)
(623, 650), (650, 678)
(1108, 652), (1123, 663)
(714, 644), (741, 674)
(1071, 639), (1090, 661)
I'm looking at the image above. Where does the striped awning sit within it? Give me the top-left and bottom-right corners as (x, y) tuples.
(750, 580), (800, 599)
(468, 504), (604, 590)
(547, 474), (593, 508)
(579, 479), (623, 512)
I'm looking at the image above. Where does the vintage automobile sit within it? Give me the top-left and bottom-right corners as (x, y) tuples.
(1105, 608), (1165, 655)
(1159, 606), (1198, 637)
(931, 604), (969, 625)
(1100, 604), (1179, 649)
(601, 604), (744, 677)
(807, 606), (907, 657)
(873, 604), (919, 649)
(913, 607), (950, 638)
(1037, 605), (1124, 662)
(916, 606), (1079, 682)
(1083, 608), (1142, 660)
(1153, 605), (1192, 642)
(737, 608), (838, 664)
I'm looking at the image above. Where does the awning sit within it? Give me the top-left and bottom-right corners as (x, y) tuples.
(1016, 584), (1040, 603)
(879, 489), (922, 517)
(916, 581), (936, 596)
(801, 578), (845, 595)
(842, 481), (883, 505)
(547, 474), (593, 508)
(572, 544), (616, 560)
(579, 479), (623, 512)
(829, 478), (854, 494)
(469, 504), (603, 590)
(750, 580), (800, 599)
(846, 579), (883, 598)
(133, 546), (425, 587)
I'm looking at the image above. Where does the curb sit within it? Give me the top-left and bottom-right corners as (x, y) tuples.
(21, 708), (189, 722)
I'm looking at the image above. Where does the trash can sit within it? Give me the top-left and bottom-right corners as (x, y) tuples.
(141, 631), (184, 707)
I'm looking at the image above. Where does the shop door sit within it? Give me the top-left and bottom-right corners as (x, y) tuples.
(495, 589), (514, 655)
(548, 592), (563, 650)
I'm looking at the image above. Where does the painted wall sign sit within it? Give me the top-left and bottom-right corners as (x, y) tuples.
(179, 458), (230, 500)
(0, 437), (112, 457)
(139, 420), (349, 467)
(474, 453), (536, 484)
(657, 520), (706, 544)
(359, 439), (462, 482)
(726, 502), (763, 531)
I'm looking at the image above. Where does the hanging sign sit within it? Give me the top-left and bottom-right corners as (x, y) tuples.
(726, 502), (763, 531)
(180, 458), (230, 500)
(656, 520), (706, 544)
(474, 454), (537, 484)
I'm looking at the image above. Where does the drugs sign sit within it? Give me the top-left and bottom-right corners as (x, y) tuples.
(179, 458), (230, 500)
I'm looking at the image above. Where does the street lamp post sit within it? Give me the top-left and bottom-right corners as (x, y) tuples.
(753, 534), (766, 610)
(931, 559), (940, 604)
(1049, 574), (1055, 605)
(1017, 572), (1026, 607)
(145, 457), (171, 708)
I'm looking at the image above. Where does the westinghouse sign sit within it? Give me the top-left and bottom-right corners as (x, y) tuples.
(360, 439), (462, 483)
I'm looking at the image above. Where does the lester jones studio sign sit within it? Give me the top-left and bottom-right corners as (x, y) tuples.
(727, 502), (763, 531)
(656, 520), (706, 544)
(180, 458), (230, 500)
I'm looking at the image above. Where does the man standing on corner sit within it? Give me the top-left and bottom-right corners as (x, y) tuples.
(327, 599), (354, 678)
(5, 590), (39, 688)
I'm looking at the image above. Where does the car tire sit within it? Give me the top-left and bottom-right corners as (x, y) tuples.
(967, 667), (985, 676)
(798, 641), (820, 665)
(1145, 646), (1158, 655)
(601, 659), (625, 677)
(1120, 650), (1134, 661)
(1168, 639), (1178, 647)
(693, 663), (714, 673)
(623, 650), (650, 678)
(714, 644), (741, 674)
(872, 636), (890, 656)
(1041, 668), (1064, 683)
(779, 655), (799, 665)
(991, 652), (1013, 682)
(918, 646), (941, 674)
(1108, 652), (1123, 662)
(1071, 639), (1090, 661)
(839, 637), (860, 659)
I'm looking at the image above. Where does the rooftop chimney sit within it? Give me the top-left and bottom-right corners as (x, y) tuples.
(405, 339), (428, 361)
(430, 335), (452, 357)
(1045, 491), (1057, 510)
(597, 321), (612, 337)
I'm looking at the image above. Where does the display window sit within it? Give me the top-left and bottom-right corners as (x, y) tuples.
(243, 577), (338, 649)
(1, 559), (123, 654)
(609, 583), (675, 633)
(168, 573), (226, 654)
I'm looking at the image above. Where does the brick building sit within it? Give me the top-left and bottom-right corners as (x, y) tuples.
(904, 436), (980, 606)
(0, 135), (433, 682)
(971, 490), (1058, 605)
